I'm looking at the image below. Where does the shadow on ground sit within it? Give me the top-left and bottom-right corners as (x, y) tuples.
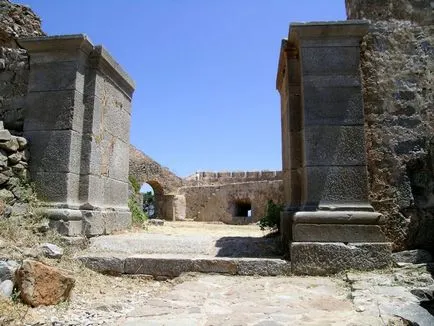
(214, 236), (283, 258)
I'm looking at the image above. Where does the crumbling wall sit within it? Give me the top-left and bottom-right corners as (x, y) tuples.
(0, 122), (31, 216)
(346, 0), (434, 251)
(129, 145), (183, 194)
(0, 0), (44, 133)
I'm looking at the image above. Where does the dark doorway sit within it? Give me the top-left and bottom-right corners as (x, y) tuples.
(234, 200), (252, 217)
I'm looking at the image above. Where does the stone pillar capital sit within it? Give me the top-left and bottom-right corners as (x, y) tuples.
(289, 20), (369, 43)
(18, 34), (94, 55)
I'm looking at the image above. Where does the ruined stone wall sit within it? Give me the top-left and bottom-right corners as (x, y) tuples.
(346, 0), (434, 251)
(178, 180), (284, 224)
(184, 170), (282, 186)
(0, 122), (30, 214)
(179, 171), (284, 223)
(129, 145), (183, 194)
(0, 0), (44, 133)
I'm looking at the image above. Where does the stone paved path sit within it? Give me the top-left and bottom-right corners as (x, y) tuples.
(118, 274), (382, 326)
(23, 222), (434, 325)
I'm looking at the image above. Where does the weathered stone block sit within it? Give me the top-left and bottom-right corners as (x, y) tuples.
(25, 130), (82, 174)
(124, 257), (195, 278)
(300, 46), (361, 76)
(24, 90), (84, 132)
(104, 211), (132, 233)
(303, 166), (369, 207)
(27, 61), (85, 92)
(292, 210), (385, 225)
(304, 126), (367, 166)
(33, 172), (80, 203)
(103, 177), (129, 208)
(236, 259), (292, 276)
(48, 219), (83, 237)
(291, 242), (393, 275)
(102, 104), (131, 144)
(78, 174), (104, 207)
(293, 224), (387, 242)
(77, 255), (125, 275)
(107, 138), (130, 182)
(303, 86), (364, 126)
(82, 210), (131, 236)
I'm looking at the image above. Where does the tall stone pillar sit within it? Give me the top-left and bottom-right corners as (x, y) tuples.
(18, 35), (135, 236)
(276, 21), (392, 274)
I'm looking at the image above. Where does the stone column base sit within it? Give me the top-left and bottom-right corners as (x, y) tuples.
(44, 208), (131, 237)
(291, 242), (393, 275)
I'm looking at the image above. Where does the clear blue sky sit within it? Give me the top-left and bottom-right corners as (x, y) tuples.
(17, 0), (345, 177)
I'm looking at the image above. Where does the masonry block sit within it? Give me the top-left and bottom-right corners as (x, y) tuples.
(303, 166), (369, 206)
(78, 174), (104, 208)
(33, 172), (80, 204)
(293, 224), (387, 242)
(103, 177), (129, 208)
(291, 242), (393, 275)
(304, 126), (367, 166)
(27, 61), (85, 92)
(25, 130), (82, 174)
(303, 86), (364, 126)
(300, 46), (361, 75)
(24, 90), (85, 132)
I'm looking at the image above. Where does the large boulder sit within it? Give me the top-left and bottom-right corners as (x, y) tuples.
(15, 260), (75, 307)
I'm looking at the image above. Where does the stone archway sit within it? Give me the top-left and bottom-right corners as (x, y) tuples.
(141, 180), (164, 219)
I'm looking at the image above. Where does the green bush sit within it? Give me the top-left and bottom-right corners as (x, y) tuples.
(128, 198), (148, 225)
(129, 175), (141, 194)
(257, 200), (283, 231)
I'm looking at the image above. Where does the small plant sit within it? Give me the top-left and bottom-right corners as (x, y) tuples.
(128, 175), (141, 194)
(128, 198), (148, 225)
(257, 200), (283, 232)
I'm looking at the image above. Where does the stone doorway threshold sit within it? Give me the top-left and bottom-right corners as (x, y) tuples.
(76, 221), (291, 278)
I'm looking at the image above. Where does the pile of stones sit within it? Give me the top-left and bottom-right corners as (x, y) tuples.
(0, 121), (30, 214)
(0, 244), (74, 308)
(0, 0), (44, 46)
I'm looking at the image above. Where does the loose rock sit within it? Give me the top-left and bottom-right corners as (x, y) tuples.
(0, 279), (13, 298)
(0, 260), (19, 282)
(40, 243), (64, 259)
(148, 219), (164, 226)
(0, 137), (19, 152)
(15, 260), (75, 307)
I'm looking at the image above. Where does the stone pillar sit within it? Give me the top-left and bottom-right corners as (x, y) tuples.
(276, 21), (392, 274)
(18, 35), (135, 236)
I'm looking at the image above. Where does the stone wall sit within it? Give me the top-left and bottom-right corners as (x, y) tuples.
(0, 121), (30, 213)
(185, 170), (282, 186)
(346, 0), (434, 251)
(0, 0), (44, 133)
(178, 170), (284, 224)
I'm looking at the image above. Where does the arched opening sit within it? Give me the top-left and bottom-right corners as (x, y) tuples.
(140, 180), (164, 219)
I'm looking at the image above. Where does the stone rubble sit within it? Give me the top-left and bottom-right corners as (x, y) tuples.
(0, 0), (44, 131)
(0, 122), (31, 215)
